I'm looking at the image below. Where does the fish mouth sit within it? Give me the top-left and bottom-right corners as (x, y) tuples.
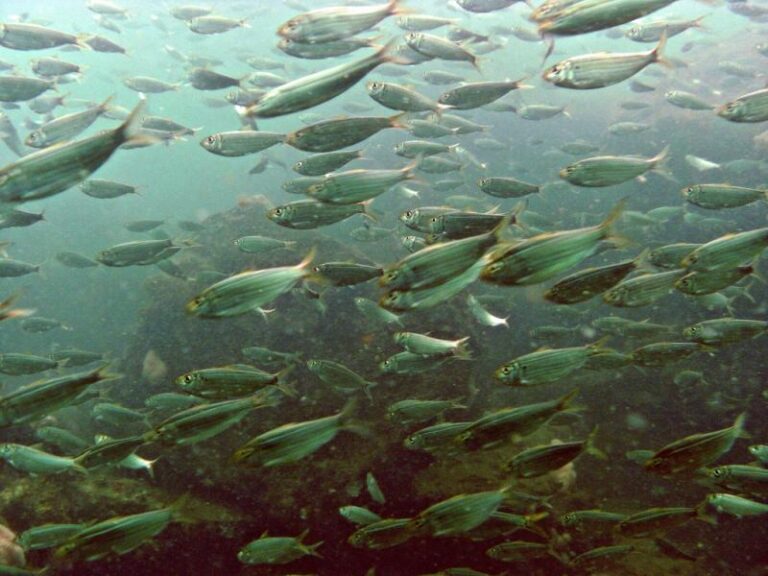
(558, 168), (569, 179)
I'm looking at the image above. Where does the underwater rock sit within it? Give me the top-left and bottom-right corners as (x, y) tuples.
(0, 523), (25, 567)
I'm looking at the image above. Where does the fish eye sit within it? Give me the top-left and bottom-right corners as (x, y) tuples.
(712, 467), (723, 478)
(295, 161), (303, 168)
(405, 210), (414, 218)
(184, 374), (193, 383)
(206, 135), (216, 144)
(273, 208), (283, 216)
(500, 365), (511, 375)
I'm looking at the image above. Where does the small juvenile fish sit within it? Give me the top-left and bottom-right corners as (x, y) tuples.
(466, 294), (508, 327)
(486, 540), (552, 562)
(36, 426), (90, 454)
(200, 131), (285, 157)
(543, 35), (667, 89)
(560, 146), (668, 187)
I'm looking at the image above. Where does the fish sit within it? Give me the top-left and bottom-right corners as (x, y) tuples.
(479, 176), (539, 198)
(616, 507), (700, 537)
(234, 236), (295, 254)
(482, 202), (624, 286)
(405, 32), (480, 69)
(188, 68), (243, 91)
(0, 353), (58, 375)
(681, 227), (768, 271)
(543, 34), (667, 89)
(379, 351), (452, 375)
(560, 147), (668, 187)
(702, 493), (768, 518)
(466, 294), (508, 327)
(123, 76), (179, 93)
(0, 443), (86, 474)
(0, 113), (23, 156)
(682, 184), (767, 209)
(80, 179), (139, 199)
(313, 262), (382, 286)
(367, 81), (447, 113)
(286, 114), (404, 152)
(394, 332), (471, 359)
(495, 340), (606, 386)
(625, 16), (706, 42)
(307, 359), (376, 400)
(200, 131), (285, 157)
(278, 0), (401, 43)
(278, 36), (378, 59)
(630, 342), (706, 366)
(0, 23), (87, 50)
(237, 530), (322, 565)
(535, 0), (684, 36)
(665, 90), (714, 111)
(387, 398), (467, 425)
(506, 429), (604, 478)
(293, 150), (362, 176)
(642, 413), (746, 476)
(686, 154), (721, 172)
(603, 269), (686, 307)
(438, 79), (528, 110)
(0, 365), (115, 428)
(682, 318), (768, 345)
(339, 506), (382, 526)
(410, 490), (508, 536)
(0, 100), (147, 204)
(717, 88), (768, 123)
(232, 400), (359, 466)
(146, 389), (280, 446)
(176, 364), (291, 400)
(54, 501), (187, 561)
(18, 524), (85, 552)
(267, 200), (372, 229)
(458, 388), (579, 450)
(187, 15), (247, 35)
(544, 252), (645, 304)
(246, 41), (398, 118)
(348, 518), (414, 549)
(96, 239), (189, 267)
(675, 266), (756, 295)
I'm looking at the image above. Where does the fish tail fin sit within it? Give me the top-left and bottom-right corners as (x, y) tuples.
(75, 33), (93, 50)
(119, 98), (153, 146)
(454, 336), (473, 360)
(652, 30), (669, 67)
(296, 247), (317, 273)
(542, 37), (555, 65)
(389, 112), (410, 129)
(492, 201), (525, 243)
(360, 199), (380, 222)
(734, 412), (749, 439)
(98, 94), (116, 114)
(585, 426), (607, 460)
(599, 198), (628, 243)
(557, 388), (580, 411)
